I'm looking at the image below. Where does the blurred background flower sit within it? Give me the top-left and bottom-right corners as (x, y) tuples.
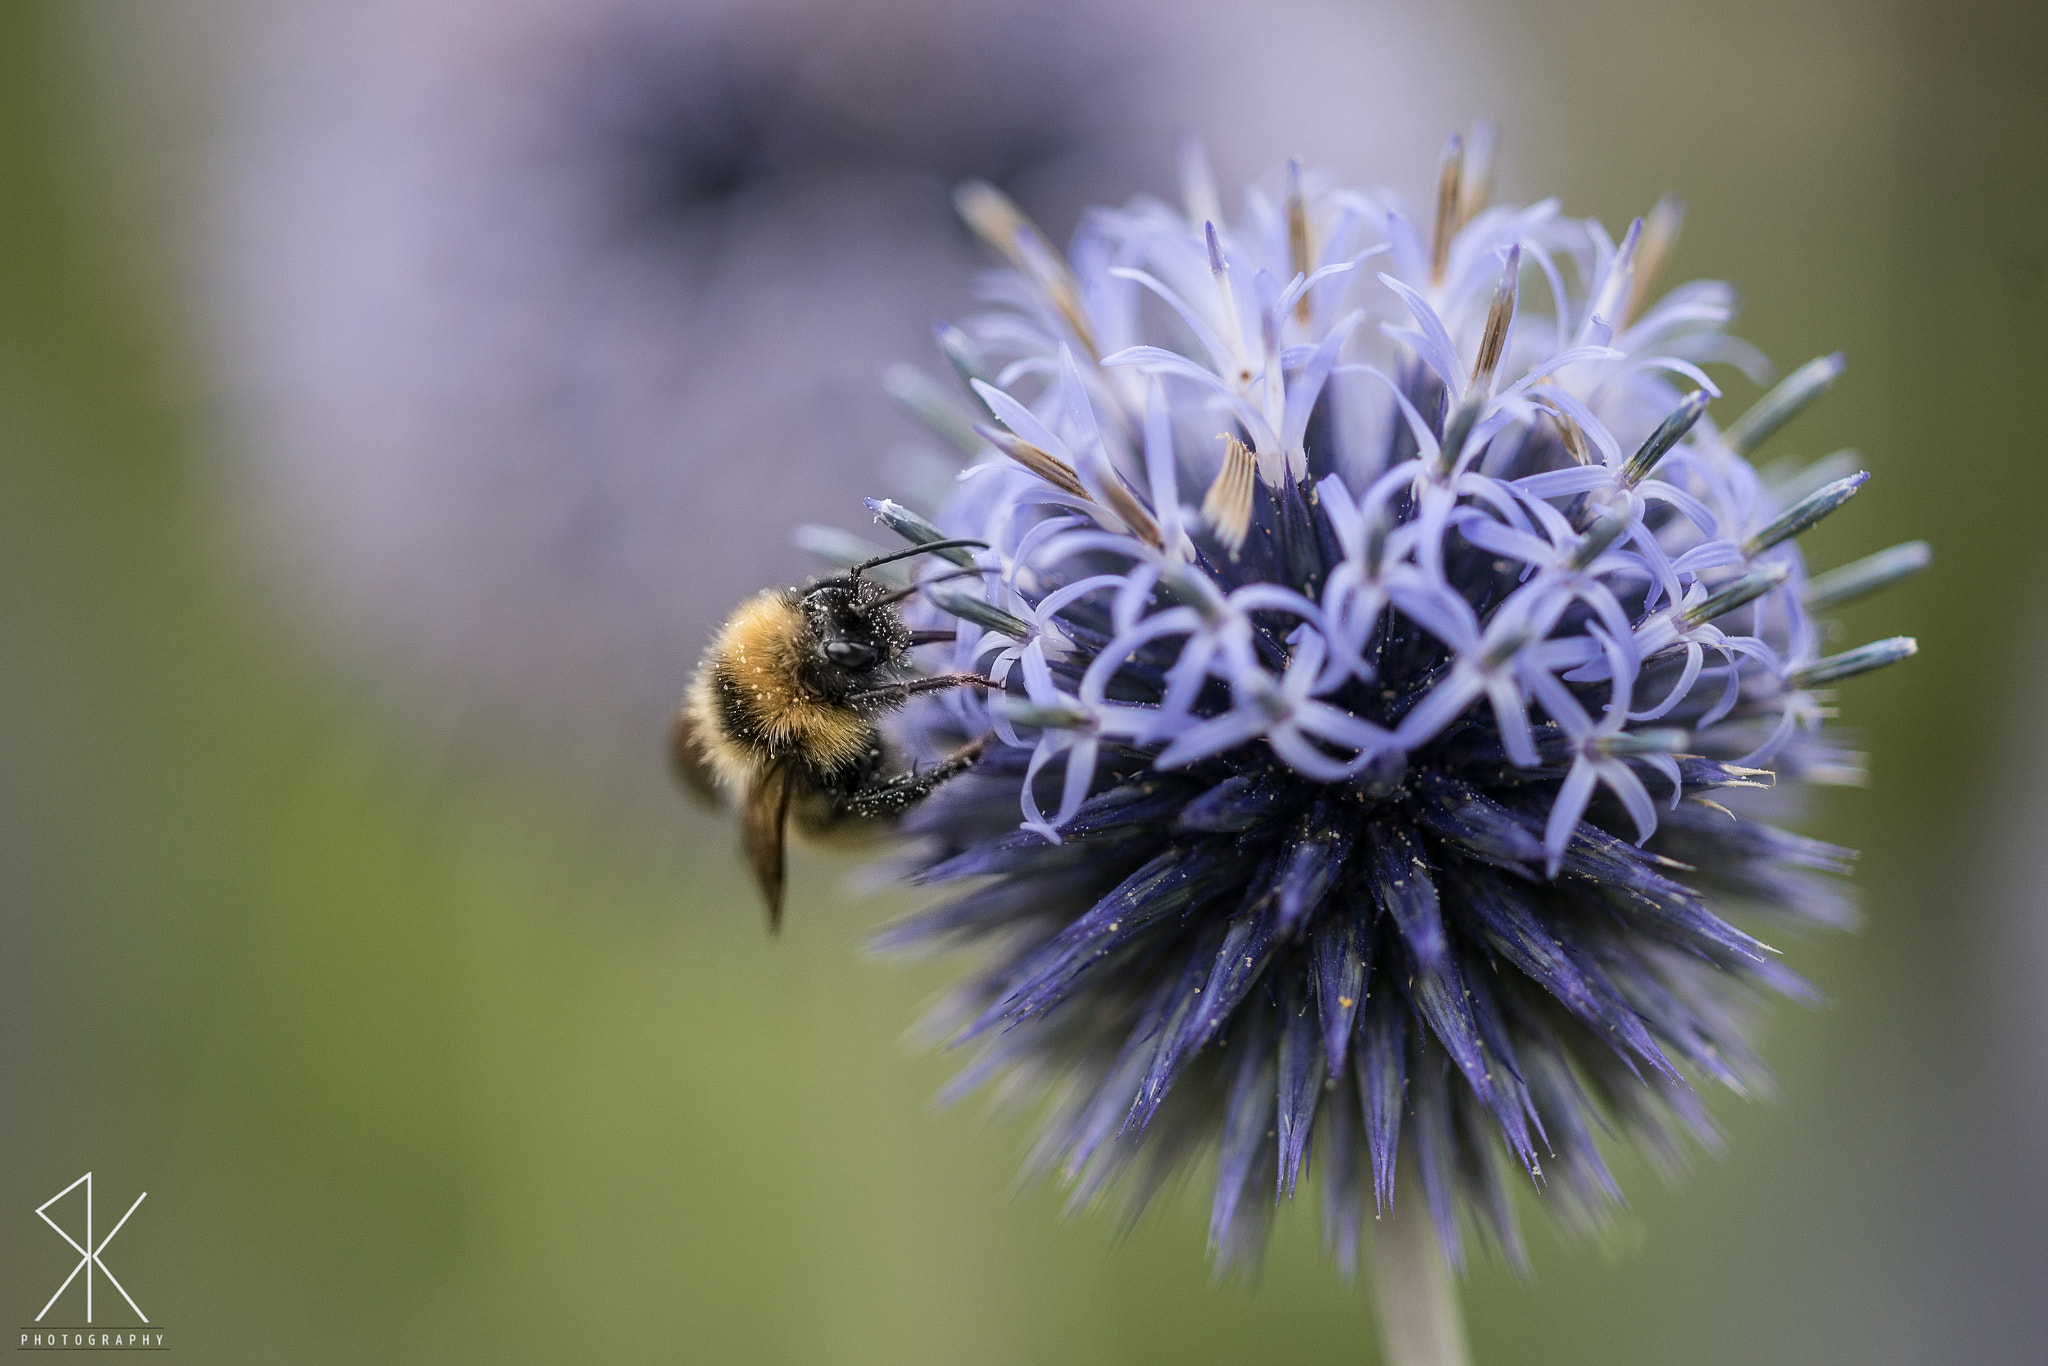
(1, 0), (2044, 1362)
(209, 0), (1501, 789)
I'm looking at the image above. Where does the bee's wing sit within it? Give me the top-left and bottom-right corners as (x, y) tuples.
(668, 704), (722, 808)
(742, 758), (796, 933)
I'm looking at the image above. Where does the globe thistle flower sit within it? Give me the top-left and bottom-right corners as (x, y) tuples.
(842, 138), (1922, 1301)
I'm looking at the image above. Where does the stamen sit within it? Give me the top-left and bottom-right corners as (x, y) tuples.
(1469, 245), (1521, 399)
(954, 179), (1099, 360)
(1202, 434), (1258, 556)
(1676, 563), (1790, 628)
(1099, 474), (1166, 552)
(1623, 194), (1683, 327)
(1721, 352), (1846, 457)
(1792, 636), (1918, 687)
(1742, 471), (1868, 558)
(1287, 157), (1313, 323)
(975, 424), (1089, 499)
(1430, 134), (1463, 286)
(883, 363), (980, 456)
(1621, 389), (1710, 485)
(975, 425), (1159, 548)
(1803, 541), (1933, 611)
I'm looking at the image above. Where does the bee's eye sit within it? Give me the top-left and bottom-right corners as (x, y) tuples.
(824, 638), (880, 671)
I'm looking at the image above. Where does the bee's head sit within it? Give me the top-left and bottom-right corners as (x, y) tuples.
(796, 538), (990, 703)
(800, 578), (909, 688)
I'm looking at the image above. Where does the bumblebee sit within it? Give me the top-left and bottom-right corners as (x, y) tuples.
(673, 540), (999, 929)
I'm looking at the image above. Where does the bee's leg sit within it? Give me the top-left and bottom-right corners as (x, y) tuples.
(845, 673), (1001, 707)
(837, 734), (992, 820)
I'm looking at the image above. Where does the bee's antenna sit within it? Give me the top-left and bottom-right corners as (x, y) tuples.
(848, 539), (990, 577)
(868, 566), (999, 608)
(804, 542), (997, 605)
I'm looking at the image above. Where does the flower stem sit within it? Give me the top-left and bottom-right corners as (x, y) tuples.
(1366, 1179), (1472, 1366)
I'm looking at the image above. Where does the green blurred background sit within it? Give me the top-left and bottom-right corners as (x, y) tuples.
(3, 0), (2045, 1361)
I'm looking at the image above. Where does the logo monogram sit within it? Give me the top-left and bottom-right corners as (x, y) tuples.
(34, 1173), (147, 1325)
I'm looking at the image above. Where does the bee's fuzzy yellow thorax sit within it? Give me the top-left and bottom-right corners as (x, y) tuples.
(687, 590), (873, 789)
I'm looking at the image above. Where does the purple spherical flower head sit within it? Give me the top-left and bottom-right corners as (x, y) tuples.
(846, 138), (1924, 1277)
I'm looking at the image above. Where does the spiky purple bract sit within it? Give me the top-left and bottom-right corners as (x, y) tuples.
(847, 142), (1919, 1276)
